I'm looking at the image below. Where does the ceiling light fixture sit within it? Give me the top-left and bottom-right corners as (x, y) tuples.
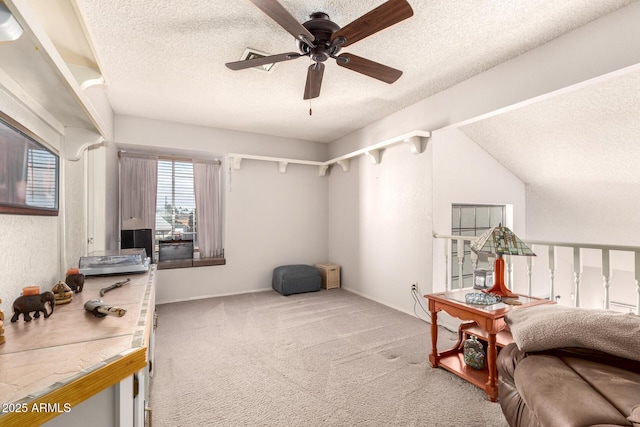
(0, 2), (23, 42)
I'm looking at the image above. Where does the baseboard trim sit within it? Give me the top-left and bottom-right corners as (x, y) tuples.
(156, 287), (272, 305)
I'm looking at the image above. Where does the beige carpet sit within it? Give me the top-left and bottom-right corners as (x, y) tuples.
(149, 289), (508, 426)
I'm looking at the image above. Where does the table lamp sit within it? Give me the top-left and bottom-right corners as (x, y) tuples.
(470, 224), (535, 298)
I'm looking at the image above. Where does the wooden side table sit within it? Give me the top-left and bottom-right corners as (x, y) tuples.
(425, 288), (553, 401)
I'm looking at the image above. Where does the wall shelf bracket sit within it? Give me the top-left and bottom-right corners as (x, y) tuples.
(232, 156), (242, 170)
(405, 135), (427, 154)
(365, 149), (382, 165)
(337, 159), (351, 172)
(319, 164), (329, 177)
(63, 127), (105, 161)
(278, 161), (288, 174)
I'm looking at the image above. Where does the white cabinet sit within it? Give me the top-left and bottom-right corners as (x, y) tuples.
(0, 266), (157, 427)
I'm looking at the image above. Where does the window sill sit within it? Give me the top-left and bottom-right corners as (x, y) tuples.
(157, 257), (226, 270)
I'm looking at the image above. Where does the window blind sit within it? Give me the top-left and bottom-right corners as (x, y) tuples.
(26, 148), (58, 209)
(155, 160), (197, 244)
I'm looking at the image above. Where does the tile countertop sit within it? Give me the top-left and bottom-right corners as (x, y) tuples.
(0, 265), (156, 421)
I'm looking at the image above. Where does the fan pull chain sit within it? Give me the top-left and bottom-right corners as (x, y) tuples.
(309, 99), (312, 116)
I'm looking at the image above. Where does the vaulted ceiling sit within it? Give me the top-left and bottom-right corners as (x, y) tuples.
(5, 0), (640, 194)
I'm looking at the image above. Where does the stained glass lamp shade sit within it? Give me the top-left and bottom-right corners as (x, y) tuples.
(470, 224), (536, 297)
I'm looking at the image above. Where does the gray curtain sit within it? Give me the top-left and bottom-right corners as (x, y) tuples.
(120, 154), (158, 233)
(193, 160), (223, 258)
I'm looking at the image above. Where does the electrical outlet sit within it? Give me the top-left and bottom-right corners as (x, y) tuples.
(411, 283), (417, 291)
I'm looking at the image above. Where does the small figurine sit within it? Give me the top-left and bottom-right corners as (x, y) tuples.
(51, 281), (73, 305)
(65, 268), (85, 293)
(11, 291), (55, 322)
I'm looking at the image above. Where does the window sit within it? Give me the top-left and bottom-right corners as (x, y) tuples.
(0, 116), (59, 215)
(451, 204), (505, 288)
(120, 151), (224, 268)
(155, 160), (197, 245)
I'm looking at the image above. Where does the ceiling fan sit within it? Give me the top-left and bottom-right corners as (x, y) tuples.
(225, 0), (414, 100)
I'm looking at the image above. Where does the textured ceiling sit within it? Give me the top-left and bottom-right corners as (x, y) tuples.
(460, 69), (640, 187)
(55, 0), (635, 143)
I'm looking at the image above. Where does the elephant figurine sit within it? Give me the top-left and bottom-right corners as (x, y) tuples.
(65, 268), (84, 293)
(11, 291), (55, 322)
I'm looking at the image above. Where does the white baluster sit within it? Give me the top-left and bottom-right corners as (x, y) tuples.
(457, 238), (464, 289)
(635, 251), (640, 315)
(444, 239), (450, 291)
(527, 245), (534, 296)
(573, 247), (582, 307)
(470, 251), (478, 271)
(601, 249), (611, 310)
(506, 254), (513, 290)
(548, 246), (556, 301)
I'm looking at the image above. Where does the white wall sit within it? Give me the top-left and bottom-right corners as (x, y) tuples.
(431, 128), (526, 293)
(526, 181), (640, 246)
(326, 126), (526, 317)
(328, 141), (433, 314)
(0, 90), (64, 315)
(114, 115), (329, 303)
(62, 154), (87, 271)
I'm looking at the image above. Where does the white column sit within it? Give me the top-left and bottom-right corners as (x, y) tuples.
(548, 246), (556, 301)
(456, 238), (464, 289)
(573, 247), (582, 307)
(443, 239), (450, 291)
(601, 249), (611, 309)
(635, 251), (640, 315)
(470, 251), (478, 272)
(526, 246), (534, 297)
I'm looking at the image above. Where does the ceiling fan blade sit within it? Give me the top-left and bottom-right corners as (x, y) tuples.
(332, 0), (413, 47)
(304, 62), (325, 100)
(336, 53), (402, 83)
(249, 0), (315, 46)
(226, 52), (302, 71)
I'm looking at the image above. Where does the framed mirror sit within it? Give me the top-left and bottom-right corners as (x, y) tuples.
(0, 115), (59, 216)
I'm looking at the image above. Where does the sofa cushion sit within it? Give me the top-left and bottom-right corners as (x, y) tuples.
(628, 405), (640, 427)
(563, 357), (640, 421)
(505, 305), (640, 362)
(513, 355), (631, 427)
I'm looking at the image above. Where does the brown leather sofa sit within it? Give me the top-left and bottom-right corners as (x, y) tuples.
(497, 343), (640, 427)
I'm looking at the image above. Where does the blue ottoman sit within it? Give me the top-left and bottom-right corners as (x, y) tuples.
(272, 265), (321, 296)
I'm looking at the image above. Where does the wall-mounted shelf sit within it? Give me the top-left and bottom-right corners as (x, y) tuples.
(229, 130), (430, 176)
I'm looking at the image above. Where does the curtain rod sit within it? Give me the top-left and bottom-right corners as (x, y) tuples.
(118, 150), (221, 165)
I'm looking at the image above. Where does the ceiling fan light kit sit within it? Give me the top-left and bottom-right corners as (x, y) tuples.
(226, 0), (414, 100)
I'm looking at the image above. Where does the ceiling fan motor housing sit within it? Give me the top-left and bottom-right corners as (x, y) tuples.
(297, 12), (342, 62)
